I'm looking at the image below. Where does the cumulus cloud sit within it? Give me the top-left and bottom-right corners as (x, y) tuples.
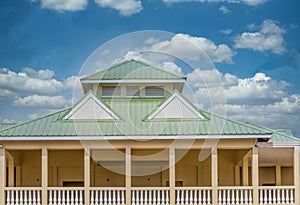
(219, 6), (231, 14)
(161, 61), (183, 75)
(234, 19), (286, 54)
(148, 33), (236, 64)
(94, 0), (143, 16)
(163, 0), (268, 6)
(31, 0), (88, 12)
(13, 95), (70, 109)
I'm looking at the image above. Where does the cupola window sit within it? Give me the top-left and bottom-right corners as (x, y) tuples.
(145, 86), (164, 97)
(102, 86), (121, 97)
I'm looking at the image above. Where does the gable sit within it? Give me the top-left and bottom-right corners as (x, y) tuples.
(64, 93), (119, 120)
(148, 92), (205, 120)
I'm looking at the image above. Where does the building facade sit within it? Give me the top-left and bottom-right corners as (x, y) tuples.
(0, 60), (299, 205)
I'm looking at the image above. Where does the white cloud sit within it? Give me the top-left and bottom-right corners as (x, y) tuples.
(161, 62), (183, 75)
(22, 67), (55, 80)
(234, 19), (286, 54)
(163, 0), (268, 6)
(94, 0), (143, 16)
(220, 29), (233, 35)
(219, 6), (231, 14)
(148, 33), (236, 64)
(13, 95), (70, 109)
(31, 0), (88, 12)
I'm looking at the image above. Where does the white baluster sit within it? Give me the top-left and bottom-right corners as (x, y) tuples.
(236, 189), (239, 205)
(49, 190), (53, 205)
(52, 190), (56, 205)
(286, 189), (290, 204)
(24, 190), (28, 205)
(166, 190), (169, 205)
(218, 190), (222, 204)
(75, 190), (78, 205)
(272, 189), (276, 204)
(11, 190), (15, 205)
(259, 189), (263, 204)
(103, 190), (107, 205)
(157, 190), (161, 205)
(58, 190), (61, 205)
(244, 190), (248, 204)
(162, 190), (165, 205)
(140, 190), (144, 205)
(113, 190), (116, 205)
(240, 190), (244, 205)
(193, 190), (197, 205)
(231, 189), (235, 204)
(267, 189), (271, 205)
(67, 191), (71, 205)
(290, 189), (294, 203)
(37, 190), (41, 205)
(249, 190), (252, 204)
(153, 190), (157, 205)
(222, 190), (226, 205)
(33, 190), (36, 205)
(62, 190), (65, 205)
(263, 189), (267, 204)
(149, 190), (152, 205)
(15, 190), (19, 205)
(144, 190), (148, 205)
(117, 190), (120, 205)
(109, 190), (112, 205)
(6, 190), (11, 205)
(79, 190), (83, 205)
(20, 190), (23, 205)
(121, 190), (125, 205)
(187, 190), (192, 205)
(198, 190), (202, 205)
(137, 190), (140, 205)
(227, 190), (231, 204)
(281, 189), (285, 204)
(277, 189), (281, 204)
(132, 190), (135, 205)
(203, 190), (207, 205)
(180, 190), (184, 205)
(71, 190), (74, 205)
(98, 190), (101, 205)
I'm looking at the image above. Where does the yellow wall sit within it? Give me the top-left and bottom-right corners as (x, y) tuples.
(48, 150), (84, 187)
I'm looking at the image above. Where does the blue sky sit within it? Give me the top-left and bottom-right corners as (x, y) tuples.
(1, 0), (300, 137)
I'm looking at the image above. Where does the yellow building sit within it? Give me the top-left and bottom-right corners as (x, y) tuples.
(0, 60), (299, 205)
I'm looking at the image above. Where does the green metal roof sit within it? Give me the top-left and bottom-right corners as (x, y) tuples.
(0, 92), (277, 138)
(0, 123), (16, 131)
(81, 59), (186, 80)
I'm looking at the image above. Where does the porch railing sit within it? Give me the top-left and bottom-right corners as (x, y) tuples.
(131, 187), (170, 205)
(90, 187), (126, 205)
(48, 187), (84, 205)
(5, 187), (42, 205)
(175, 187), (212, 205)
(218, 186), (253, 204)
(259, 186), (295, 204)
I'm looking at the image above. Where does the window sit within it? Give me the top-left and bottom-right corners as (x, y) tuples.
(102, 86), (121, 97)
(126, 86), (140, 97)
(145, 86), (164, 97)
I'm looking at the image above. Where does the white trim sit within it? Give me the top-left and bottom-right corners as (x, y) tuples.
(147, 92), (205, 120)
(63, 92), (119, 120)
(81, 79), (186, 84)
(0, 134), (272, 141)
(256, 142), (300, 148)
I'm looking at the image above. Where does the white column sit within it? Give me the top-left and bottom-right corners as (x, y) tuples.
(294, 147), (300, 205)
(85, 148), (91, 205)
(7, 151), (14, 187)
(211, 147), (218, 205)
(242, 155), (249, 186)
(0, 148), (5, 205)
(126, 147), (131, 205)
(169, 146), (175, 205)
(42, 147), (48, 205)
(252, 147), (259, 205)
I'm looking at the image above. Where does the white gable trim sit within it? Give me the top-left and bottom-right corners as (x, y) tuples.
(64, 93), (119, 120)
(147, 92), (205, 120)
(81, 79), (186, 84)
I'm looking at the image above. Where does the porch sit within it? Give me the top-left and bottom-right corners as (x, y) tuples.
(0, 140), (299, 205)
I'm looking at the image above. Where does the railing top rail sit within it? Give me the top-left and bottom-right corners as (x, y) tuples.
(258, 185), (295, 189)
(218, 186), (253, 190)
(89, 187), (126, 191)
(131, 187), (170, 191)
(47, 187), (85, 191)
(175, 187), (212, 190)
(4, 187), (42, 191)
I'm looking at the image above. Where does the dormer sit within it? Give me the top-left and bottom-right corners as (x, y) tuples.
(80, 60), (186, 98)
